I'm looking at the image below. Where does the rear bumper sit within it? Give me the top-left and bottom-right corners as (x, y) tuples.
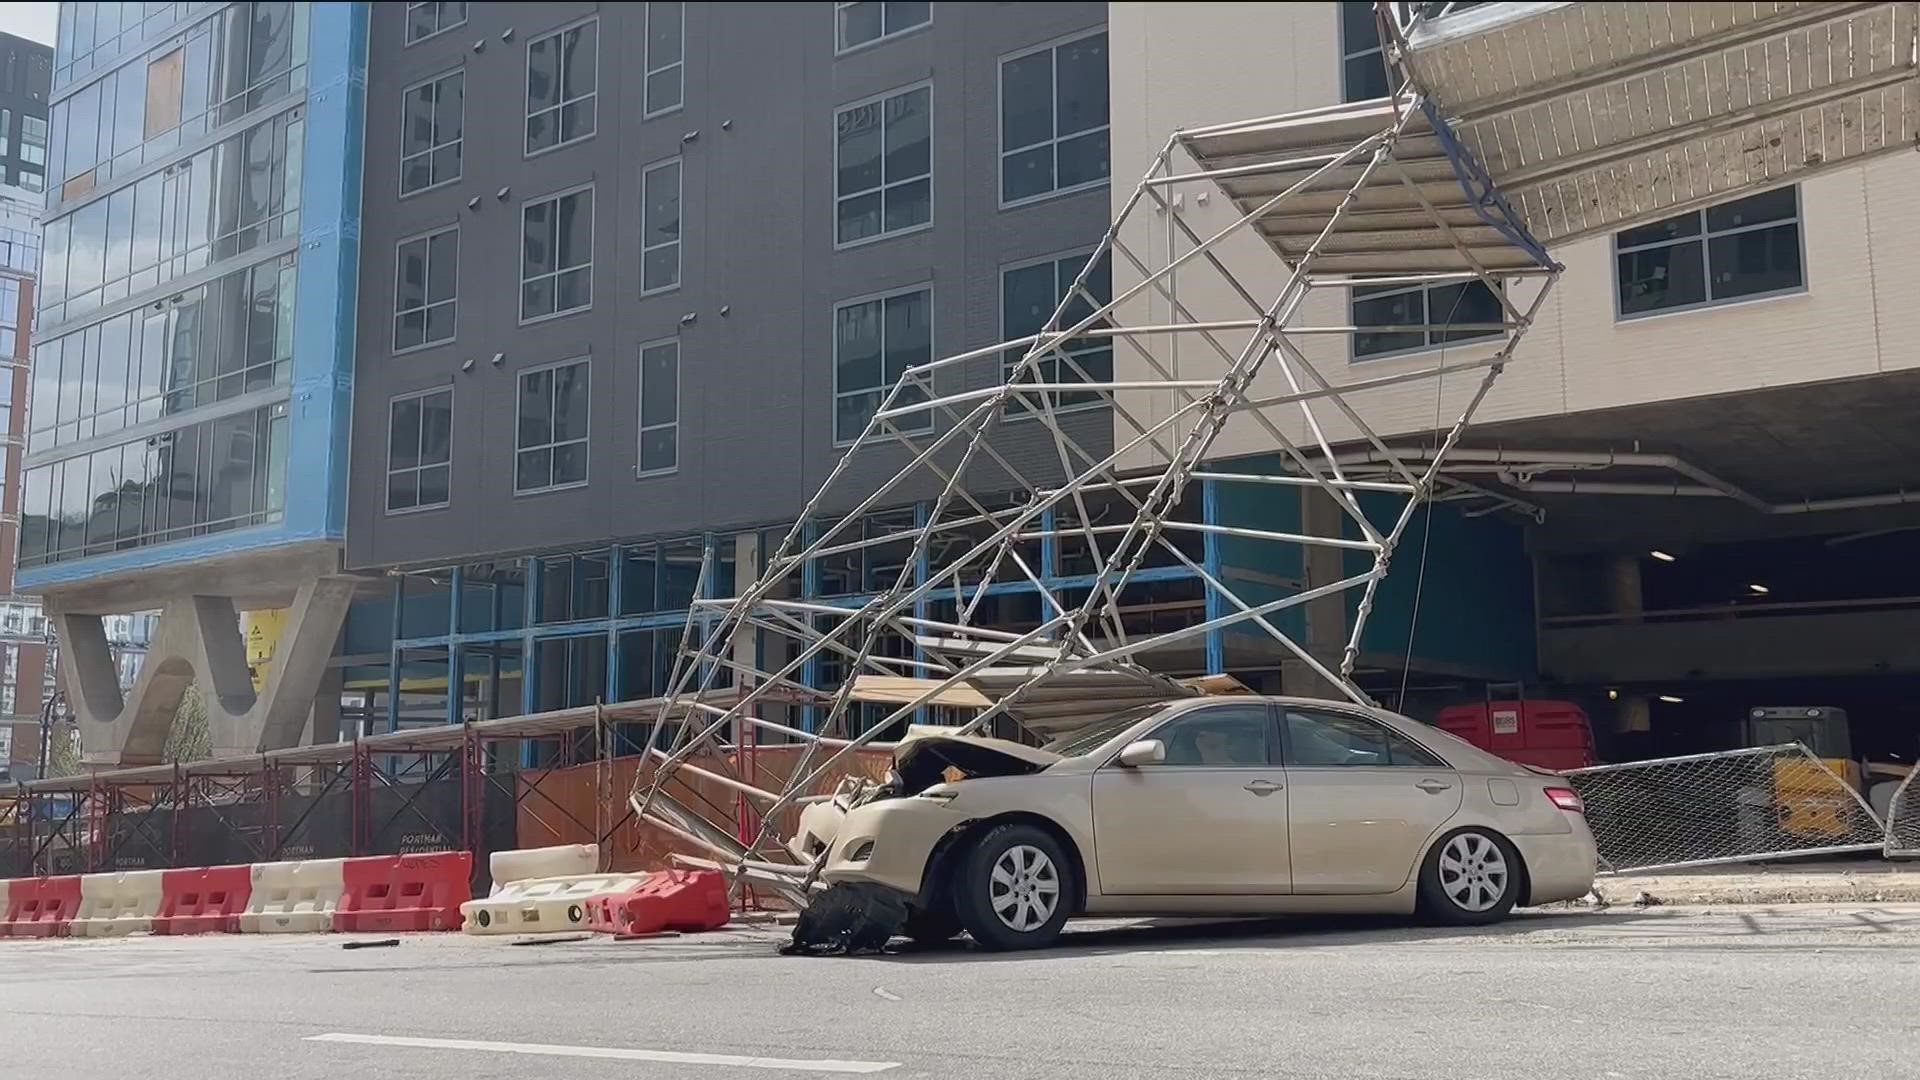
(1513, 817), (1598, 905)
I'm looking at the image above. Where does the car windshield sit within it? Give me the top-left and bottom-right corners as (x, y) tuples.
(1044, 702), (1175, 757)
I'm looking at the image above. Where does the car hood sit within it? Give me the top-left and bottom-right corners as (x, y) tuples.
(894, 725), (1060, 792)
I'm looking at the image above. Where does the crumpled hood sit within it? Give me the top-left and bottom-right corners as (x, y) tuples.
(893, 725), (1060, 790)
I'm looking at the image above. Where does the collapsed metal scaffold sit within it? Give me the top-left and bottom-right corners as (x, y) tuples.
(632, 0), (1920, 897)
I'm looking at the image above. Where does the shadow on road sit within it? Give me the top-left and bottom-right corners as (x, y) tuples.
(861, 908), (1671, 964)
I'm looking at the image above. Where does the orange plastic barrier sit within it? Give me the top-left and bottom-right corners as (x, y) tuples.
(152, 866), (253, 935)
(333, 851), (471, 933)
(0, 876), (83, 938)
(584, 870), (730, 936)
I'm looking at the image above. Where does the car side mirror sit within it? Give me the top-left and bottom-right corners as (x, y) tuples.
(1118, 739), (1166, 767)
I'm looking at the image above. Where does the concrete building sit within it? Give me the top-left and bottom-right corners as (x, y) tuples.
(347, 1), (1119, 736)
(21, 2), (367, 766)
(0, 31), (53, 194)
(1109, 2), (1920, 757)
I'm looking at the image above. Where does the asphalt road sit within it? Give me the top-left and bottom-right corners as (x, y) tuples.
(4, 905), (1919, 1080)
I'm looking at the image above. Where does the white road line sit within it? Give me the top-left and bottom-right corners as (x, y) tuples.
(303, 1033), (900, 1074)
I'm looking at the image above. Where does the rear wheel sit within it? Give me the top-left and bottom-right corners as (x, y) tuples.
(953, 824), (1074, 951)
(1418, 827), (1521, 926)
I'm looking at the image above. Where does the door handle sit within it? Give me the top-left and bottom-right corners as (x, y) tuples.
(1416, 779), (1454, 794)
(1243, 779), (1283, 796)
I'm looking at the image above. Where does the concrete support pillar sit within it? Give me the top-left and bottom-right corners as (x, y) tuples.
(53, 576), (360, 766)
(1607, 556), (1644, 624)
(1616, 694), (1652, 734)
(1295, 488), (1352, 699)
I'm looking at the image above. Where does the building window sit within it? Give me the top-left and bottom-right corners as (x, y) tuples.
(638, 339), (679, 476)
(1341, 2), (1388, 102)
(1615, 186), (1804, 319)
(17, 171), (41, 193)
(394, 226), (459, 352)
(835, 84), (931, 247)
(387, 389), (452, 513)
(516, 359), (591, 493)
(20, 115), (45, 167)
(999, 31), (1108, 206)
(400, 69), (463, 196)
(526, 18), (598, 155)
(1002, 250), (1112, 412)
(1351, 280), (1502, 360)
(834, 286), (932, 444)
(406, 2), (469, 46)
(520, 186), (594, 322)
(641, 158), (682, 295)
(0, 107), (9, 157)
(645, 3), (685, 117)
(836, 2), (931, 53)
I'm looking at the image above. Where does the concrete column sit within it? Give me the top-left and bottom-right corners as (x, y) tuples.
(56, 576), (360, 766)
(309, 666), (346, 745)
(1607, 556), (1644, 624)
(1299, 488), (1352, 680)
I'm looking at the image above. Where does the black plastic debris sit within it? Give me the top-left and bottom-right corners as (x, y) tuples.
(340, 938), (400, 950)
(781, 882), (910, 956)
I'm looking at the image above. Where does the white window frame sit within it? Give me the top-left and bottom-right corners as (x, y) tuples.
(637, 337), (680, 478)
(997, 28), (1109, 210)
(515, 356), (592, 495)
(404, 1), (469, 46)
(1612, 186), (1807, 323)
(398, 67), (464, 198)
(1347, 279), (1504, 363)
(385, 386), (453, 515)
(999, 248), (1112, 418)
(640, 156), (683, 297)
(833, 80), (933, 250)
(393, 223), (459, 354)
(832, 283), (935, 448)
(524, 16), (599, 158)
(644, 2), (686, 120)
(834, 1), (933, 56)
(519, 183), (595, 326)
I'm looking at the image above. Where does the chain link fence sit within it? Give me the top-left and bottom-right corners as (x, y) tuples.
(1887, 769), (1920, 859)
(1565, 744), (1886, 874)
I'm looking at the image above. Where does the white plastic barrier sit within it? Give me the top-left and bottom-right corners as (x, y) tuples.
(69, 870), (167, 938)
(487, 844), (599, 892)
(239, 858), (347, 934)
(460, 873), (644, 936)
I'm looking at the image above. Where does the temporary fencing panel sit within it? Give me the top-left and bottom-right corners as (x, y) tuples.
(240, 858), (348, 934)
(152, 866), (253, 935)
(333, 851), (471, 932)
(365, 775), (467, 859)
(1, 875), (84, 937)
(1566, 744), (1886, 873)
(1887, 770), (1920, 859)
(272, 789), (354, 862)
(70, 870), (167, 937)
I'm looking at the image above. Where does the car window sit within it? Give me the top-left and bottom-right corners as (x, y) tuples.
(1145, 704), (1274, 767)
(1047, 702), (1173, 758)
(1284, 709), (1447, 768)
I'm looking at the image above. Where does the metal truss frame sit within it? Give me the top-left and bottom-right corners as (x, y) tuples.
(630, 84), (1564, 891)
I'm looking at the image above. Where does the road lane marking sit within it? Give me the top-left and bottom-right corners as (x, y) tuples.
(303, 1033), (899, 1074)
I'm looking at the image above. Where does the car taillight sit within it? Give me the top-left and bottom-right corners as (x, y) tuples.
(1544, 787), (1584, 813)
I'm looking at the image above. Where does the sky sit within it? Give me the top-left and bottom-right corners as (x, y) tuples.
(0, 3), (58, 46)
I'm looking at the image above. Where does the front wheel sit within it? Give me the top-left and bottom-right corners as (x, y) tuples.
(1417, 827), (1522, 926)
(953, 824), (1074, 951)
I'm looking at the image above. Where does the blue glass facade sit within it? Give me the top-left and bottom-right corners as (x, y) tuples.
(18, 1), (363, 589)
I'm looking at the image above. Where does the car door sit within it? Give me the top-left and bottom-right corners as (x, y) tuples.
(1090, 702), (1292, 895)
(1281, 707), (1464, 895)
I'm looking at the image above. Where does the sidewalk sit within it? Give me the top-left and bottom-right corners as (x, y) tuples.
(1587, 858), (1920, 905)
